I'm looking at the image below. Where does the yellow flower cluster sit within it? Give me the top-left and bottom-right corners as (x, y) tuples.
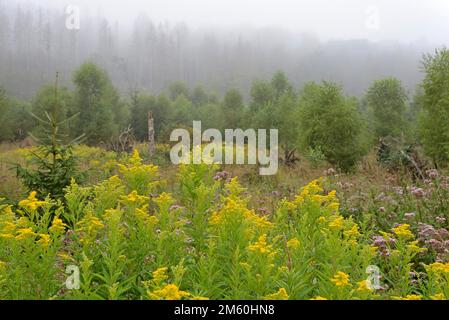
(297, 179), (324, 198)
(425, 262), (449, 275)
(37, 234), (51, 247)
(392, 294), (422, 300)
(152, 267), (169, 284)
(356, 280), (372, 293)
(391, 224), (414, 240)
(248, 234), (273, 255)
(76, 212), (105, 245)
(286, 238), (300, 250)
(330, 271), (351, 287)
(328, 215), (344, 231)
(148, 284), (190, 300)
(118, 149), (159, 177)
(18, 191), (47, 211)
(264, 288), (289, 300)
(406, 241), (427, 254)
(103, 209), (124, 229)
(135, 206), (158, 226)
(191, 296), (210, 300)
(430, 293), (446, 300)
(0, 206), (16, 238)
(310, 296), (328, 300)
(210, 197), (271, 229)
(120, 191), (149, 205)
(49, 217), (66, 234)
(153, 193), (175, 211)
(292, 179), (339, 209)
(344, 224), (361, 239)
(15, 228), (36, 240)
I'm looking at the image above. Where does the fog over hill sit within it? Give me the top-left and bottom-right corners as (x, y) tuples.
(1, 0), (448, 99)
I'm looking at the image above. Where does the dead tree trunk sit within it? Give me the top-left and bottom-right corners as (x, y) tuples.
(148, 111), (156, 157)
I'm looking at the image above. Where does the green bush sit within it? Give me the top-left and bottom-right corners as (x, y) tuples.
(298, 81), (366, 172)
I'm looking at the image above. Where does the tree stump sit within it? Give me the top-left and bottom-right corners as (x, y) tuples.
(148, 111), (156, 157)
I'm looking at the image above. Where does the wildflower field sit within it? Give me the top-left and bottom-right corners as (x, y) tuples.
(1, 146), (448, 300)
(2, 0), (449, 307)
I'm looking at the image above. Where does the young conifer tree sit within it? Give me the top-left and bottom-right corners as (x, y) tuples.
(16, 73), (84, 200)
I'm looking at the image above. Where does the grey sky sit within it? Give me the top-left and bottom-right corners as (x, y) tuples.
(13, 0), (449, 44)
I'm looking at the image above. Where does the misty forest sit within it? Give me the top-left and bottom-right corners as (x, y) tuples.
(1, 0), (449, 301)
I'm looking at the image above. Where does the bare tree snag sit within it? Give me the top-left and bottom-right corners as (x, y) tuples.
(148, 111), (156, 157)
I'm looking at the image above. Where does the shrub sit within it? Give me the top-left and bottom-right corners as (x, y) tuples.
(298, 82), (366, 172)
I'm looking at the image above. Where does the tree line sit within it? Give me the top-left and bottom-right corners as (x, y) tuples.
(1, 48), (449, 171)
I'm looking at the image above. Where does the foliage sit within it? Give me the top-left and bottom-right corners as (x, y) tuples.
(31, 85), (73, 141)
(3, 155), (449, 300)
(365, 77), (409, 140)
(222, 89), (244, 128)
(168, 81), (189, 101)
(71, 62), (126, 145)
(250, 72), (300, 164)
(16, 75), (83, 201)
(305, 146), (326, 168)
(298, 81), (366, 172)
(419, 48), (449, 165)
(0, 88), (34, 142)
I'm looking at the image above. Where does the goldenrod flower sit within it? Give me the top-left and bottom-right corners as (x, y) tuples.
(209, 197), (271, 229)
(379, 231), (393, 239)
(120, 191), (149, 205)
(326, 202), (340, 211)
(15, 228), (36, 240)
(264, 288), (289, 300)
(1, 221), (16, 233)
(328, 216), (344, 231)
(326, 190), (337, 202)
(393, 294), (422, 300)
(330, 271), (351, 287)
(1, 205), (15, 219)
(317, 216), (327, 223)
(152, 267), (169, 284)
(37, 233), (51, 247)
(430, 293), (446, 300)
(406, 241), (427, 254)
(287, 238), (300, 250)
(49, 217), (66, 234)
(58, 252), (74, 262)
(191, 296), (210, 300)
(278, 266), (288, 273)
(148, 284), (190, 300)
(18, 191), (47, 211)
(118, 149), (159, 177)
(135, 206), (158, 225)
(311, 195), (326, 204)
(103, 209), (124, 226)
(282, 200), (297, 211)
(425, 262), (449, 275)
(356, 280), (372, 293)
(153, 193), (175, 211)
(77, 213), (104, 233)
(299, 179), (324, 197)
(344, 224), (361, 239)
(310, 296), (328, 300)
(294, 195), (304, 205)
(76, 212), (104, 245)
(391, 224), (414, 240)
(248, 234), (273, 255)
